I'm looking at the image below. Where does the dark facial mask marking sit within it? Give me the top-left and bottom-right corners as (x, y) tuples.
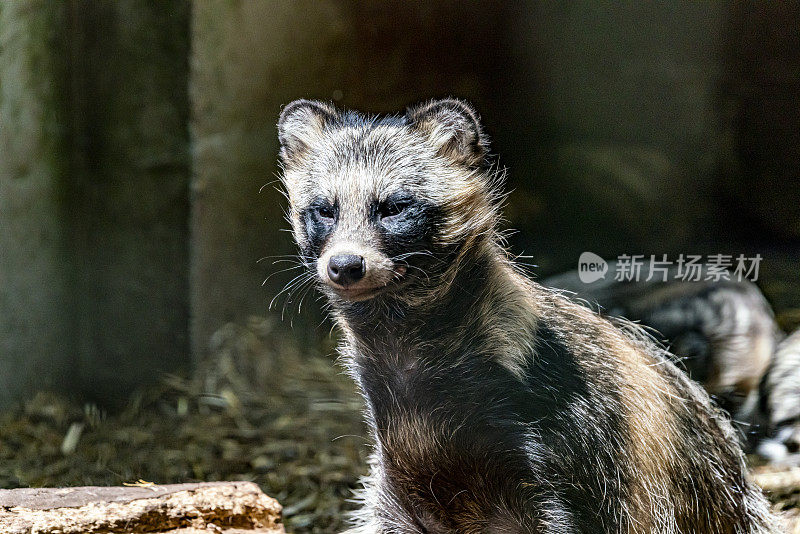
(301, 198), (337, 256)
(373, 195), (438, 258)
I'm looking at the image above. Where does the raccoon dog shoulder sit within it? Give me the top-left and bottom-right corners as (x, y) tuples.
(542, 268), (781, 422)
(277, 98), (777, 533)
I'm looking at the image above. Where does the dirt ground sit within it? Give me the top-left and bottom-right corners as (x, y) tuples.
(3, 315), (800, 533)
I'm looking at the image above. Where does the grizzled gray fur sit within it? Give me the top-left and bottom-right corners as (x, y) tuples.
(277, 98), (778, 533)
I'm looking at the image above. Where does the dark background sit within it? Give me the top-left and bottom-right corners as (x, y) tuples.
(1, 1), (799, 410)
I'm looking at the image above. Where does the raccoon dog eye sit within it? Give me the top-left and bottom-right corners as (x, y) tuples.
(316, 204), (335, 221)
(377, 200), (409, 219)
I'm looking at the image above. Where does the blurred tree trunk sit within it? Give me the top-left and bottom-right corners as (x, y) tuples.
(0, 2), (73, 409)
(66, 0), (191, 406)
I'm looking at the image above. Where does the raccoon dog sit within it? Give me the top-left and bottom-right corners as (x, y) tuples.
(277, 98), (777, 533)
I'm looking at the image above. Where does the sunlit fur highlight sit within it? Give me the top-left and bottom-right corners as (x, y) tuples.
(541, 271), (782, 427)
(277, 98), (778, 533)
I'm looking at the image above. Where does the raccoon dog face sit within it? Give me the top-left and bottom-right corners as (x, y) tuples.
(277, 99), (500, 305)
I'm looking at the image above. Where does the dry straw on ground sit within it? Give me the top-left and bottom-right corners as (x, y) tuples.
(1, 317), (368, 533)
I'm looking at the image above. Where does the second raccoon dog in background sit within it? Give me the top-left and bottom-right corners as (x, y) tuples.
(277, 98), (778, 533)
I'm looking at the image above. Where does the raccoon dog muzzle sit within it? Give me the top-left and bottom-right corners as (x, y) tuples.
(317, 242), (406, 301)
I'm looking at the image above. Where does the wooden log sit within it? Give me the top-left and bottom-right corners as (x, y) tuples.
(0, 481), (283, 533)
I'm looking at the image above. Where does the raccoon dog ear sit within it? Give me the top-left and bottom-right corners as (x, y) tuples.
(278, 99), (338, 165)
(407, 98), (489, 168)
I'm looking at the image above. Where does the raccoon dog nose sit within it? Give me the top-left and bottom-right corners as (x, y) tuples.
(327, 254), (366, 286)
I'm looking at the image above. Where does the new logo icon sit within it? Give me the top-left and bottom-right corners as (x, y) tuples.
(578, 252), (608, 284)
